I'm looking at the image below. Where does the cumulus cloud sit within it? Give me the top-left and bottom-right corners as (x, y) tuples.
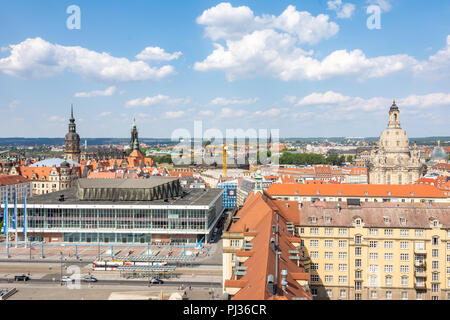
(49, 116), (65, 122)
(0, 37), (176, 81)
(219, 107), (247, 118)
(198, 110), (213, 116)
(98, 111), (112, 117)
(210, 97), (258, 106)
(125, 94), (190, 108)
(74, 86), (116, 98)
(136, 47), (182, 61)
(327, 0), (355, 19)
(197, 3), (338, 45)
(296, 91), (352, 105)
(254, 108), (281, 117)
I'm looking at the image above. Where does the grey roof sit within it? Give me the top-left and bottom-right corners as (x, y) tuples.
(27, 186), (223, 207)
(430, 146), (447, 160)
(77, 177), (178, 189)
(30, 158), (80, 167)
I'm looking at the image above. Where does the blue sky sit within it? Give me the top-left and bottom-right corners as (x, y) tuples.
(0, 0), (449, 138)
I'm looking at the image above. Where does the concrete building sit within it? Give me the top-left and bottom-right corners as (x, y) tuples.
(0, 175), (32, 206)
(1, 178), (224, 244)
(297, 201), (450, 300)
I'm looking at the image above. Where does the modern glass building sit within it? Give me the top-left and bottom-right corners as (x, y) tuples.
(2, 178), (224, 245)
(217, 180), (238, 209)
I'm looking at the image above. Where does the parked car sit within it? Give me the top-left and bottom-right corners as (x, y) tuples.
(149, 278), (164, 284)
(61, 276), (73, 282)
(14, 274), (30, 281)
(82, 275), (98, 282)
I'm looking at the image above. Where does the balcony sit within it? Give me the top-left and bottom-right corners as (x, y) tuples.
(414, 281), (426, 290)
(414, 261), (426, 268)
(414, 248), (427, 255)
(414, 270), (427, 278)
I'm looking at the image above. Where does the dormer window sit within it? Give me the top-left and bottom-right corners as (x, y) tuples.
(433, 220), (439, 227)
(316, 190), (320, 195)
(383, 216), (390, 224)
(311, 216), (317, 224)
(400, 217), (406, 225)
(365, 191), (368, 195)
(355, 218), (362, 226)
(387, 191), (391, 196)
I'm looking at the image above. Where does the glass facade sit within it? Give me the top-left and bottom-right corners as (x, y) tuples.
(217, 182), (237, 209)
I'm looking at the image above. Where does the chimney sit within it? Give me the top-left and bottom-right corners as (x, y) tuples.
(281, 269), (288, 292)
(267, 274), (275, 295)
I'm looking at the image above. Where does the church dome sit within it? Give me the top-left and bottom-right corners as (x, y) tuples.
(430, 146), (447, 161)
(379, 128), (410, 152)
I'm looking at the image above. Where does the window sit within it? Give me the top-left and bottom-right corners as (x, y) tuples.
(384, 265), (393, 273)
(416, 292), (423, 300)
(325, 275), (333, 283)
(355, 219), (362, 226)
(325, 240), (333, 248)
(370, 291), (377, 299)
(325, 252), (333, 260)
(384, 241), (393, 249)
(432, 237), (439, 246)
(339, 276), (347, 283)
(369, 265), (379, 273)
(370, 275), (378, 286)
(402, 292), (408, 300)
(400, 241), (409, 250)
(370, 252), (378, 260)
(432, 283), (439, 293)
(355, 293), (362, 300)
(338, 252), (347, 260)
(400, 253), (409, 261)
(325, 263), (333, 271)
(400, 265), (409, 274)
(355, 270), (362, 279)
(415, 229), (424, 237)
(311, 275), (319, 282)
(432, 249), (439, 258)
(310, 240), (319, 248)
(400, 229), (409, 236)
(384, 229), (393, 236)
(325, 228), (333, 235)
(338, 228), (347, 235)
(369, 241), (378, 248)
(432, 261), (439, 270)
(338, 240), (347, 248)
(300, 228), (305, 234)
(355, 282), (362, 291)
(355, 247), (362, 256)
(311, 216), (317, 224)
(386, 291), (392, 299)
(384, 253), (393, 261)
(310, 251), (319, 259)
(385, 276), (392, 286)
(354, 235), (362, 244)
(369, 229), (378, 236)
(432, 273), (439, 281)
(338, 264), (348, 272)
(355, 259), (362, 268)
(339, 290), (346, 299)
(230, 240), (240, 247)
(311, 263), (319, 271)
(326, 289), (332, 298)
(311, 288), (318, 296)
(310, 227), (319, 235)
(401, 276), (408, 286)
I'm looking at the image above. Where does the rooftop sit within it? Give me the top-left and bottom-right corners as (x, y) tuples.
(0, 175), (30, 186)
(30, 158), (80, 167)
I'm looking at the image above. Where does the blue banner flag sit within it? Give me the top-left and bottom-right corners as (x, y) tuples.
(12, 189), (16, 230)
(2, 188), (7, 235)
(23, 187), (27, 237)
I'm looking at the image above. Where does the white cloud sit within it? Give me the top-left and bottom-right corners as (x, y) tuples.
(327, 0), (355, 19)
(49, 116), (65, 122)
(254, 108), (281, 117)
(125, 94), (190, 108)
(197, 3), (339, 45)
(0, 37), (176, 81)
(414, 35), (450, 74)
(75, 86), (116, 98)
(164, 111), (185, 119)
(399, 93), (450, 108)
(296, 91), (352, 105)
(367, 0), (393, 12)
(8, 100), (20, 111)
(198, 110), (213, 116)
(210, 97), (258, 106)
(219, 107), (247, 118)
(98, 112), (112, 117)
(136, 47), (182, 61)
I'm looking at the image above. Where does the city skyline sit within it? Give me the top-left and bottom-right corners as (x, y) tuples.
(0, 0), (449, 138)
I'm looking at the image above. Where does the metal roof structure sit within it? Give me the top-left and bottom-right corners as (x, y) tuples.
(30, 158), (80, 167)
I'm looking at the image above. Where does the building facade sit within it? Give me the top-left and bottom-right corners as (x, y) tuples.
(297, 201), (450, 300)
(367, 101), (426, 185)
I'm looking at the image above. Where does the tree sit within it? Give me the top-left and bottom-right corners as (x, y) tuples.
(347, 155), (353, 162)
